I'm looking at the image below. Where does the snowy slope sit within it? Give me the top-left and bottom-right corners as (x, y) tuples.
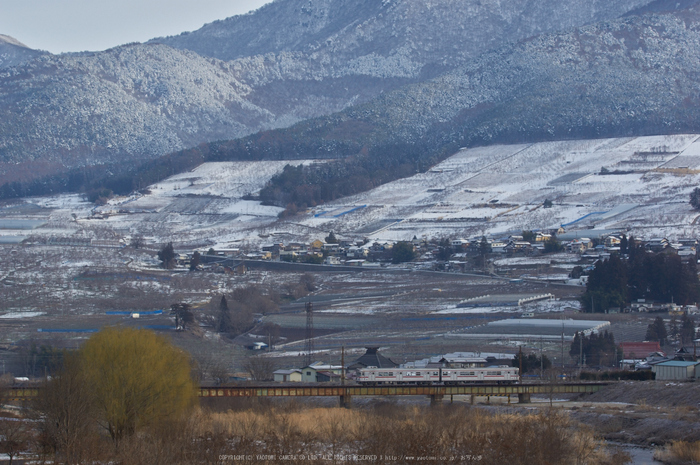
(14, 134), (700, 248)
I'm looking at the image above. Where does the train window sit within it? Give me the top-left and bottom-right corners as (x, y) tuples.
(486, 371), (501, 376)
(432, 372), (439, 376)
(459, 372), (475, 376)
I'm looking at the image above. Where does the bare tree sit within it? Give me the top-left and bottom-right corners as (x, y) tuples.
(242, 357), (275, 382)
(0, 415), (32, 465)
(32, 353), (97, 464)
(209, 359), (231, 386)
(129, 234), (145, 249)
(300, 273), (317, 292)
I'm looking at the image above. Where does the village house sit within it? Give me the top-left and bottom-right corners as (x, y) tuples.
(604, 234), (624, 248)
(451, 239), (469, 250)
(490, 240), (507, 253)
(535, 232), (552, 242)
(346, 348), (398, 372)
(567, 237), (593, 254)
(322, 242), (340, 254)
(645, 238), (670, 253)
(301, 362), (344, 382)
(273, 369), (302, 382)
(652, 360), (700, 381)
(225, 262), (247, 275)
(619, 342), (663, 361)
(347, 246), (369, 258)
(279, 250), (298, 260)
(505, 241), (532, 254)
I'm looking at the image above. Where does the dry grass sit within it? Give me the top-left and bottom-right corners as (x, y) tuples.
(191, 404), (631, 465)
(15, 401), (634, 464)
(654, 440), (700, 464)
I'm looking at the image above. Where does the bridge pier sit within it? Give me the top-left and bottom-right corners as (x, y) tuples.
(339, 394), (352, 409)
(518, 392), (531, 403)
(429, 394), (444, 406)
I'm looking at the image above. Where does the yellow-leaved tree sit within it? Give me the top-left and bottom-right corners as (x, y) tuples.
(79, 327), (197, 445)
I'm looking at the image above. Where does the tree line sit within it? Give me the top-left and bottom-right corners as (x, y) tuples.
(580, 238), (699, 313)
(644, 314), (697, 347)
(569, 331), (621, 367)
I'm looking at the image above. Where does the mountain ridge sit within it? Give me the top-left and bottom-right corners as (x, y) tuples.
(0, 0), (657, 188)
(0, 34), (46, 70)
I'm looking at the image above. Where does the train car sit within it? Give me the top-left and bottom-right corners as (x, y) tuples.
(356, 366), (519, 385)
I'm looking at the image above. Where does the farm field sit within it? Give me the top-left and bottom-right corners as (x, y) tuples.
(2, 135), (700, 250)
(0, 134), (699, 379)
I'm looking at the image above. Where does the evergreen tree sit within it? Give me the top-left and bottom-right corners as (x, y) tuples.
(157, 242), (176, 269)
(669, 314), (680, 341)
(391, 241), (415, 264)
(479, 235), (491, 256)
(569, 332), (584, 365)
(512, 352), (551, 374)
(679, 313), (697, 346)
(619, 234), (628, 255)
(436, 238), (452, 261)
(170, 303), (194, 330)
(189, 251), (201, 271)
(324, 231), (339, 244)
(645, 316), (668, 346)
(569, 331), (621, 366)
(217, 295), (232, 333)
(580, 255), (628, 312)
(543, 236), (563, 253)
(691, 187), (700, 210)
(521, 230), (536, 242)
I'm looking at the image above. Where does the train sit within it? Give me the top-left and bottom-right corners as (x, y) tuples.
(356, 366), (519, 385)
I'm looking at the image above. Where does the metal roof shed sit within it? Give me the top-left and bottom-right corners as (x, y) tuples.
(652, 361), (700, 381)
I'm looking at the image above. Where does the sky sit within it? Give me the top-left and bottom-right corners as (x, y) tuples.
(0, 0), (272, 54)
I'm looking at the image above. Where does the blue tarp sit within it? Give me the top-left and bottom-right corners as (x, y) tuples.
(105, 310), (164, 316)
(38, 328), (99, 333)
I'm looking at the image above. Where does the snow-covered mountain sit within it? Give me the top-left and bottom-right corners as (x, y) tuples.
(0, 0), (658, 187)
(0, 35), (45, 69)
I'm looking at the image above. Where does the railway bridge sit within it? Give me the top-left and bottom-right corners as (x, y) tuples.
(198, 383), (607, 407)
(8, 383), (607, 408)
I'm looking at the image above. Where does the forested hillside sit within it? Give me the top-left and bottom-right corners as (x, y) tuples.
(19, 3), (700, 216)
(0, 0), (658, 190)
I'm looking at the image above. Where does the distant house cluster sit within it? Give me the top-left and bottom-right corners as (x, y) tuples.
(166, 230), (697, 278)
(619, 342), (700, 381)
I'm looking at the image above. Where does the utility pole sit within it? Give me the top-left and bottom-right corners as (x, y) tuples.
(540, 338), (544, 377)
(519, 346), (523, 382)
(561, 318), (565, 369)
(304, 302), (315, 367)
(341, 346), (345, 386)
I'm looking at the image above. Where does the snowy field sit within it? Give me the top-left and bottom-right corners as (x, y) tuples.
(3, 134), (700, 250)
(308, 134), (700, 242)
